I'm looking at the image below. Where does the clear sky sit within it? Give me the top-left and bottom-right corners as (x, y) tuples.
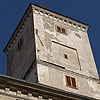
(0, 0), (100, 77)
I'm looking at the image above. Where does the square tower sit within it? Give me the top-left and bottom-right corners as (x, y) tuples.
(4, 3), (100, 98)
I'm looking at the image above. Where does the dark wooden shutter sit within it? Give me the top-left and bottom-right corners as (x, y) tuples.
(66, 76), (71, 86)
(62, 28), (65, 33)
(71, 77), (76, 88)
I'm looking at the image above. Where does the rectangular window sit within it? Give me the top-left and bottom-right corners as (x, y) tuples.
(71, 77), (76, 88)
(56, 26), (61, 32)
(66, 76), (71, 86)
(62, 28), (65, 33)
(65, 76), (77, 88)
(64, 54), (68, 59)
(56, 26), (66, 34)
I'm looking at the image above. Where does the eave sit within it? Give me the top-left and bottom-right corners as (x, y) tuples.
(3, 3), (90, 53)
(0, 74), (98, 100)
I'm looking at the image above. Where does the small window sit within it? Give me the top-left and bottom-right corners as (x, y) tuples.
(62, 28), (65, 33)
(66, 76), (71, 86)
(64, 54), (68, 59)
(71, 77), (76, 88)
(56, 26), (66, 34)
(56, 26), (61, 32)
(65, 76), (77, 88)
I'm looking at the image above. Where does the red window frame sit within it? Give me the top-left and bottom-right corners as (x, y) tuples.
(65, 76), (77, 88)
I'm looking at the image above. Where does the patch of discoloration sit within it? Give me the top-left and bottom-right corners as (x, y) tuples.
(44, 32), (52, 51)
(79, 79), (93, 97)
(46, 53), (54, 61)
(44, 29), (61, 43)
(87, 80), (99, 91)
(36, 33), (44, 46)
(74, 32), (81, 38)
(68, 25), (79, 32)
(43, 17), (54, 32)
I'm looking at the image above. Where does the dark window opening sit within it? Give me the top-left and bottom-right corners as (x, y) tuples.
(65, 76), (77, 88)
(66, 76), (71, 86)
(62, 28), (65, 33)
(64, 54), (68, 59)
(71, 77), (76, 88)
(56, 26), (66, 34)
(56, 26), (61, 32)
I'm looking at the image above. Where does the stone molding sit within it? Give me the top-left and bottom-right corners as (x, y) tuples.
(4, 4), (89, 53)
(0, 88), (33, 100)
(32, 4), (89, 32)
(0, 75), (98, 100)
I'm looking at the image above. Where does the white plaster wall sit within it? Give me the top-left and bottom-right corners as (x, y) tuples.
(33, 11), (100, 99)
(33, 12), (99, 79)
(37, 64), (100, 99)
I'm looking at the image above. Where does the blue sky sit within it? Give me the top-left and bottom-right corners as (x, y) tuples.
(0, 0), (100, 77)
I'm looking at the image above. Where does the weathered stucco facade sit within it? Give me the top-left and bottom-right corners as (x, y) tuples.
(3, 3), (100, 99)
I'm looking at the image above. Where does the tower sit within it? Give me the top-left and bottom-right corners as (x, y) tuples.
(3, 3), (100, 99)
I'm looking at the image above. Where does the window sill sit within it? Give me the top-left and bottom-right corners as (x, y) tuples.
(66, 85), (78, 90)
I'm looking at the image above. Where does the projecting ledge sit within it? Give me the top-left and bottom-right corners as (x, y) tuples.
(0, 74), (98, 100)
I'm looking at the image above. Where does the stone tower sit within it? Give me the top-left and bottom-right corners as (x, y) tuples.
(4, 3), (100, 99)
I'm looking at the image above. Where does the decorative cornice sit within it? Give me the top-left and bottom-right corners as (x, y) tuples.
(31, 4), (89, 32)
(4, 3), (90, 54)
(0, 89), (33, 100)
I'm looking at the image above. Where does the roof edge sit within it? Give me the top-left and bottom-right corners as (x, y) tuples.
(30, 3), (90, 28)
(3, 3), (90, 53)
(0, 74), (98, 100)
(3, 3), (33, 53)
